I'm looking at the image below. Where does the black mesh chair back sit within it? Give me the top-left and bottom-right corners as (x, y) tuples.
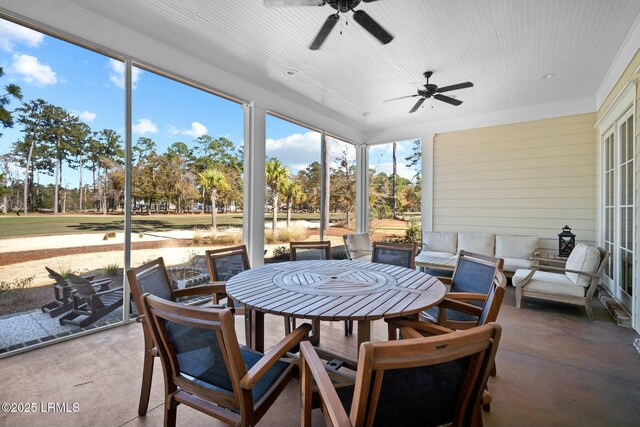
(451, 251), (500, 294)
(371, 242), (417, 269)
(301, 323), (502, 427)
(206, 245), (251, 282)
(289, 241), (332, 261)
(128, 258), (175, 305)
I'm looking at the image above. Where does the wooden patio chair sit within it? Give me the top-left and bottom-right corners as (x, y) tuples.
(288, 241), (338, 337)
(513, 245), (609, 320)
(371, 242), (417, 269)
(58, 274), (123, 328)
(300, 323), (502, 427)
(342, 233), (372, 261)
(141, 293), (312, 427)
(127, 257), (227, 416)
(41, 266), (111, 317)
(422, 251), (504, 330)
(387, 269), (507, 400)
(290, 240), (332, 261)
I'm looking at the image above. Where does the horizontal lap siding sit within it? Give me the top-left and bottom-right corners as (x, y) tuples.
(433, 113), (597, 252)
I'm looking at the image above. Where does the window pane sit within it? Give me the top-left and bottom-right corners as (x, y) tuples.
(264, 115), (322, 260)
(0, 18), (124, 353)
(130, 65), (244, 306)
(369, 139), (422, 244)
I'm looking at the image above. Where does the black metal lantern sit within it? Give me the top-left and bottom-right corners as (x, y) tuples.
(558, 225), (576, 257)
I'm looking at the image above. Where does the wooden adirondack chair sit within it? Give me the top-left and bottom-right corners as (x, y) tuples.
(58, 274), (123, 327)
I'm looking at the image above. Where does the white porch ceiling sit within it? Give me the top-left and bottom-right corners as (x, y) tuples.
(27, 1), (640, 136)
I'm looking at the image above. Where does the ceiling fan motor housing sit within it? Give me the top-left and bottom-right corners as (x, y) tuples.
(329, 0), (361, 13)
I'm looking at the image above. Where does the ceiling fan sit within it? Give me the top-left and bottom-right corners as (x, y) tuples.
(384, 71), (474, 113)
(264, 0), (393, 50)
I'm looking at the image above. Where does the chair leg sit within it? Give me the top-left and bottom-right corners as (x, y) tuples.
(138, 350), (155, 416)
(490, 362), (497, 377)
(344, 320), (353, 336)
(482, 388), (492, 412)
(164, 395), (177, 427)
(585, 301), (594, 320)
(515, 286), (522, 309)
(387, 322), (398, 340)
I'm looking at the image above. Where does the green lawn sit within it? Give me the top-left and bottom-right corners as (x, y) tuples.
(0, 212), (345, 239)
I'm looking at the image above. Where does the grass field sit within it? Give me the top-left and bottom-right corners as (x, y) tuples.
(0, 212), (349, 238)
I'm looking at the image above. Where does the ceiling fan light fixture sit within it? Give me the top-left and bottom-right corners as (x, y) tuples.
(285, 68), (299, 76)
(541, 73), (555, 80)
(362, 112), (371, 117)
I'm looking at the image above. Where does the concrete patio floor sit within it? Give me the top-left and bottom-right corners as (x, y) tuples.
(0, 287), (638, 427)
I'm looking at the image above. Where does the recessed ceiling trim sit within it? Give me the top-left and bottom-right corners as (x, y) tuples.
(596, 13), (640, 109)
(364, 96), (596, 145)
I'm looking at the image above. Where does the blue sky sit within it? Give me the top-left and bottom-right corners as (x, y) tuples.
(0, 18), (418, 184)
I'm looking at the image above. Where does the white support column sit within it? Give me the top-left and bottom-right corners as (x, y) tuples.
(421, 135), (435, 240)
(122, 58), (133, 321)
(355, 144), (369, 234)
(243, 102), (266, 267)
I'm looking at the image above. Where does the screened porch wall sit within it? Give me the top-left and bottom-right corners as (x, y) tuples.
(431, 112), (597, 254)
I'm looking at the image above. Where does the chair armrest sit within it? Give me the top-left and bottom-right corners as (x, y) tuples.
(438, 298), (482, 317)
(92, 286), (124, 296)
(240, 323), (312, 390)
(445, 292), (487, 301)
(81, 274), (97, 281)
(535, 265), (600, 278)
(172, 282), (227, 299)
(532, 256), (567, 266)
(386, 317), (454, 336)
(399, 326), (424, 339)
(437, 277), (452, 285)
(299, 341), (351, 427)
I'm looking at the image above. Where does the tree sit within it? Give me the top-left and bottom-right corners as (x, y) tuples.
(96, 129), (124, 213)
(281, 179), (305, 229)
(15, 99), (50, 215)
(0, 66), (23, 138)
(265, 158), (288, 234)
(133, 137), (157, 165)
(298, 161), (321, 213)
(404, 138), (422, 180)
(68, 121), (92, 211)
(198, 168), (229, 233)
(330, 146), (356, 226)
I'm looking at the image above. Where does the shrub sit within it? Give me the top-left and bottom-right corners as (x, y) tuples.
(265, 227), (309, 244)
(332, 251), (348, 260)
(104, 262), (120, 277)
(0, 276), (35, 302)
(271, 246), (290, 261)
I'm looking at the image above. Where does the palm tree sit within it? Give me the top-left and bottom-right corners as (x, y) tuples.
(265, 159), (289, 234)
(198, 168), (229, 233)
(281, 179), (305, 229)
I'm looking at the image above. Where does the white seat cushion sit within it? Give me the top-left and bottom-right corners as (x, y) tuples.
(344, 233), (372, 260)
(458, 232), (495, 256)
(512, 269), (585, 297)
(423, 232), (458, 254)
(502, 257), (533, 272)
(420, 250), (456, 258)
(495, 235), (538, 260)
(565, 244), (601, 286)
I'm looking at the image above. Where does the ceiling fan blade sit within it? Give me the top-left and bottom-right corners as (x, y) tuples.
(436, 82), (474, 93)
(409, 97), (426, 113)
(310, 14), (339, 50)
(383, 94), (418, 103)
(264, 0), (325, 6)
(362, 0), (381, 2)
(434, 94), (463, 106)
(352, 10), (394, 45)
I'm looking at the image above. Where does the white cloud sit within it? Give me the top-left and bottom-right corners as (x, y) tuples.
(11, 53), (57, 86)
(77, 110), (97, 122)
(132, 118), (158, 135)
(0, 20), (44, 52)
(108, 58), (141, 89)
(183, 122), (207, 137)
(266, 131), (322, 174)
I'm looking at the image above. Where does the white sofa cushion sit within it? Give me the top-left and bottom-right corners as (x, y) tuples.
(345, 233), (372, 260)
(565, 244), (601, 287)
(458, 232), (495, 256)
(512, 269), (585, 297)
(502, 257), (533, 273)
(420, 250), (456, 258)
(424, 232), (457, 254)
(495, 235), (538, 260)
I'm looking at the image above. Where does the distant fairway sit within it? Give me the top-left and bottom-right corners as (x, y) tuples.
(0, 212), (340, 238)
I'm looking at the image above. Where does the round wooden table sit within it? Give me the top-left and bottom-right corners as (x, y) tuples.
(226, 260), (446, 353)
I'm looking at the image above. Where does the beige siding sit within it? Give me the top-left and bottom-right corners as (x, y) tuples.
(597, 49), (640, 122)
(433, 113), (597, 252)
